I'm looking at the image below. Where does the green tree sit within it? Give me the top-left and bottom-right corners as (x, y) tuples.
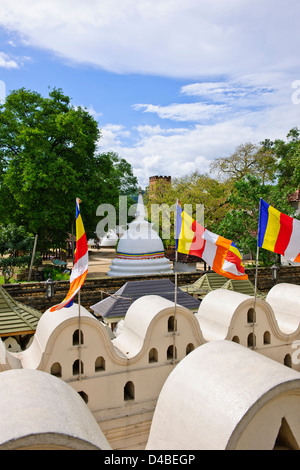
(272, 128), (300, 190)
(214, 175), (294, 264)
(210, 142), (277, 184)
(0, 88), (137, 249)
(0, 224), (36, 283)
(144, 171), (231, 248)
(171, 171), (231, 229)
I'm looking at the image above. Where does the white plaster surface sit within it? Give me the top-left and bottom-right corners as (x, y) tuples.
(147, 340), (300, 450)
(266, 283), (300, 334)
(0, 368), (111, 450)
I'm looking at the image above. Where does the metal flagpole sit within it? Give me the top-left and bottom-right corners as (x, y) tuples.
(78, 290), (82, 381)
(28, 234), (38, 282)
(252, 245), (260, 350)
(174, 248), (178, 304)
(173, 202), (180, 364)
(252, 199), (262, 349)
(173, 247), (178, 364)
(254, 246), (259, 303)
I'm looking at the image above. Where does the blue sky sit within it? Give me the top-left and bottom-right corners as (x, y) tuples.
(0, 0), (300, 188)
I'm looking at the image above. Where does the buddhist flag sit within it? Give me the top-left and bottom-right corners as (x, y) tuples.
(175, 200), (248, 280)
(258, 198), (300, 262)
(50, 198), (88, 311)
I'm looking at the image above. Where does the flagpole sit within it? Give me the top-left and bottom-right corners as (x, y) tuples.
(28, 234), (38, 282)
(78, 289), (82, 381)
(254, 246), (259, 302)
(255, 198), (261, 305)
(173, 247), (178, 364)
(173, 201), (180, 365)
(174, 248), (178, 304)
(251, 244), (259, 351)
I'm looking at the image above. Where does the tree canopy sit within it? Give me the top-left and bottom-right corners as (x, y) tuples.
(213, 175), (294, 263)
(0, 87), (138, 249)
(0, 223), (36, 283)
(271, 127), (300, 190)
(209, 142), (277, 184)
(147, 129), (300, 264)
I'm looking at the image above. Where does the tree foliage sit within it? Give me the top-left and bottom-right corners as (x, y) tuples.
(214, 175), (294, 263)
(271, 127), (300, 190)
(0, 223), (36, 283)
(209, 142), (277, 184)
(0, 88), (137, 248)
(147, 130), (300, 265)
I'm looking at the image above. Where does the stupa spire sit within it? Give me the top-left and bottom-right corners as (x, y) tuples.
(107, 187), (172, 277)
(135, 187), (147, 220)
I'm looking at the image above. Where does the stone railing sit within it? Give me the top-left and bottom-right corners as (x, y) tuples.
(2, 265), (300, 313)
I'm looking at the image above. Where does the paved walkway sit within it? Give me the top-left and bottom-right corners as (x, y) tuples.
(66, 248), (116, 278)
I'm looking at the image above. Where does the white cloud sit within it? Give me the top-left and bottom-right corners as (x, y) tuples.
(134, 125), (188, 136)
(0, 1), (299, 188)
(0, 51), (18, 68)
(99, 124), (131, 149)
(0, 0), (299, 78)
(100, 119), (257, 186)
(133, 102), (227, 122)
(181, 78), (275, 103)
(132, 73), (286, 125)
(100, 73), (300, 188)
(84, 105), (103, 119)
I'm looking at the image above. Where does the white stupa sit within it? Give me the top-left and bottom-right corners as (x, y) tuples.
(100, 229), (118, 247)
(107, 190), (172, 277)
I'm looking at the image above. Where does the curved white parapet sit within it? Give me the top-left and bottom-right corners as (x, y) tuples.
(0, 369), (111, 450)
(111, 295), (203, 359)
(1, 286), (300, 450)
(266, 283), (300, 334)
(147, 341), (300, 450)
(195, 289), (252, 340)
(195, 287), (300, 341)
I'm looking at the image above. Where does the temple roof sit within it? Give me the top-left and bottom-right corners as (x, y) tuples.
(91, 279), (200, 318)
(0, 287), (42, 337)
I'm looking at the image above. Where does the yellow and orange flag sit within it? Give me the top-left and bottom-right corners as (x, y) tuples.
(175, 200), (247, 280)
(50, 198), (88, 311)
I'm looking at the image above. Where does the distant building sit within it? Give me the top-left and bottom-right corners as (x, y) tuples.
(148, 175), (171, 199)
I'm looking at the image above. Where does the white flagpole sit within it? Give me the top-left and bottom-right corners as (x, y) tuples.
(78, 290), (82, 381)
(28, 234), (38, 282)
(76, 197), (82, 381)
(252, 195), (261, 350)
(173, 201), (180, 364)
(174, 248), (178, 304)
(250, 245), (259, 351)
(254, 245), (259, 303)
(173, 246), (178, 364)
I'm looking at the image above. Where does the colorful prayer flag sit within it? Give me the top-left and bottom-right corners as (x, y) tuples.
(258, 198), (300, 262)
(50, 198), (88, 311)
(175, 200), (248, 280)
